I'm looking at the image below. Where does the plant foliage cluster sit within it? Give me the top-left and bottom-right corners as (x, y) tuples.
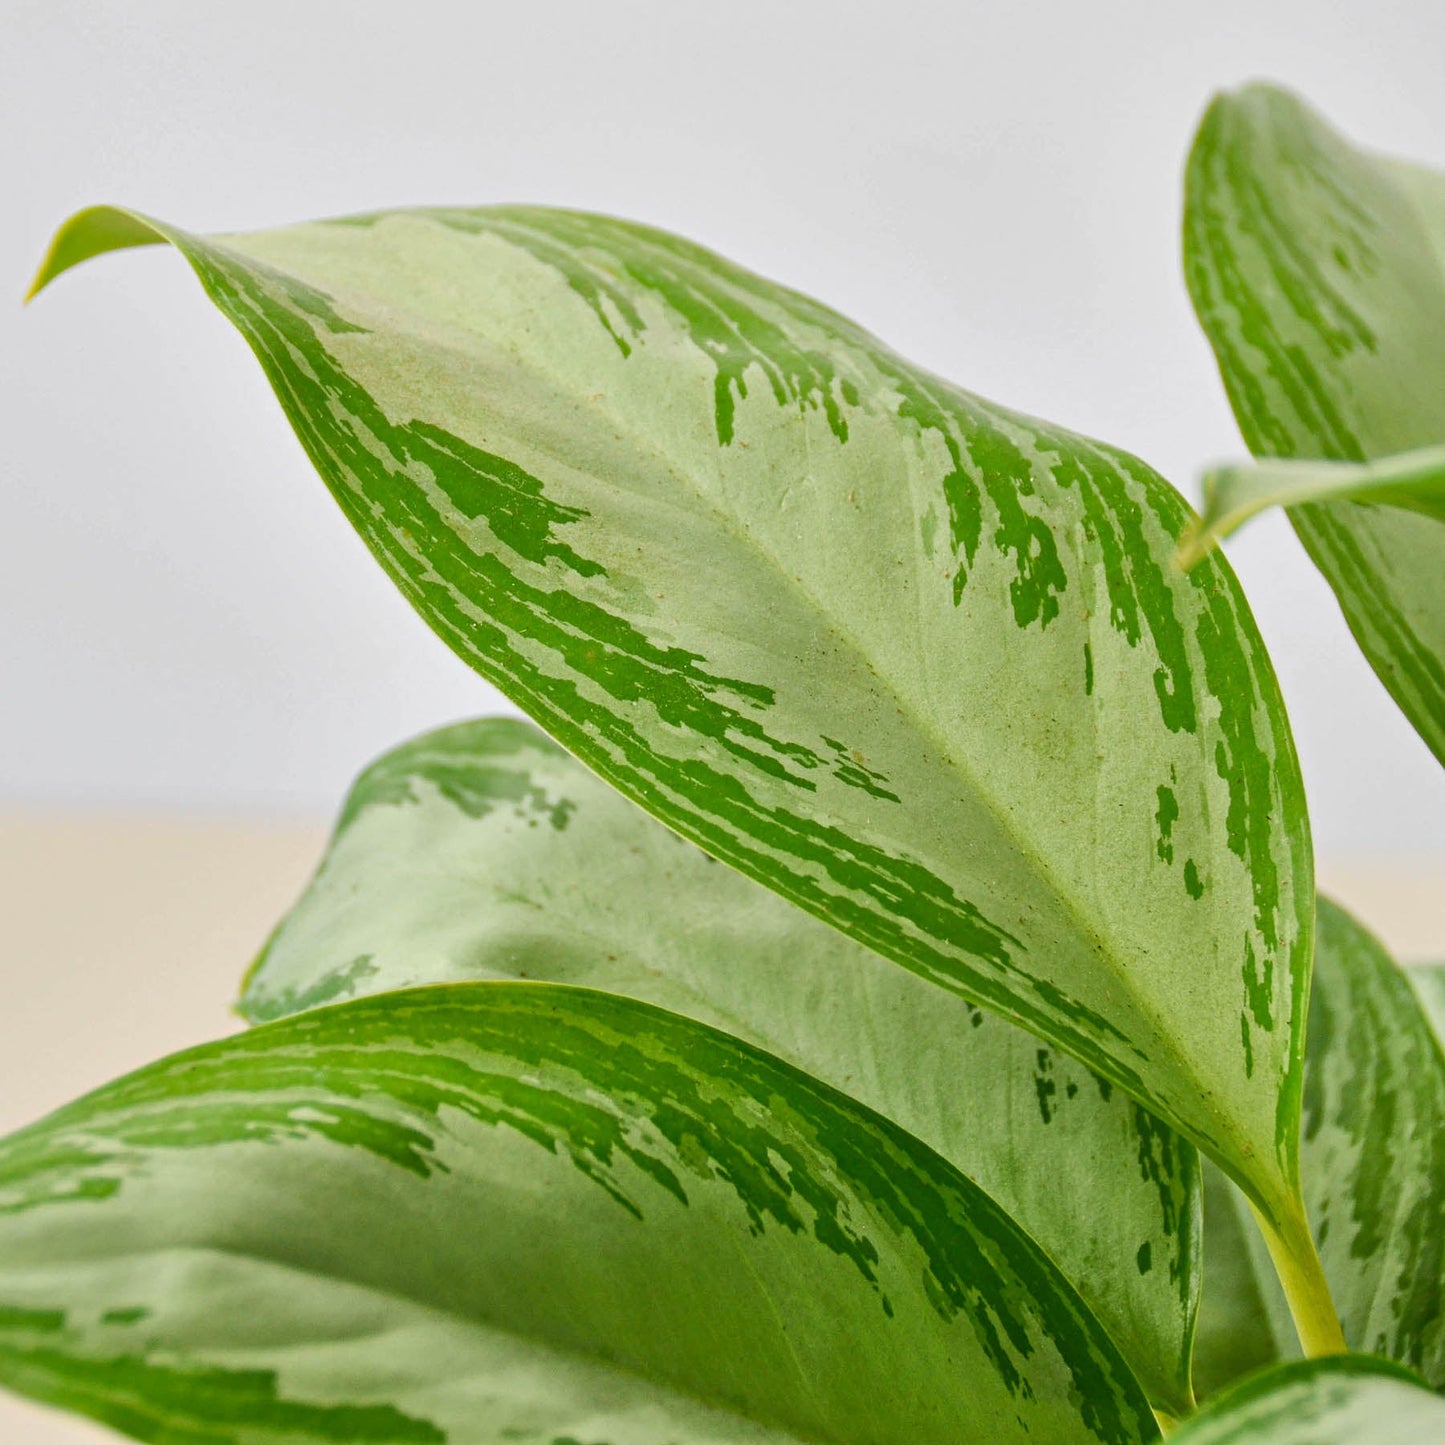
(5, 83), (1444, 1442)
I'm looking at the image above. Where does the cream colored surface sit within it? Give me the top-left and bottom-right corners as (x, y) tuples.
(0, 814), (1440, 1442)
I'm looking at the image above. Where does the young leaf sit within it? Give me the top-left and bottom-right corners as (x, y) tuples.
(1189, 900), (1445, 1391)
(0, 984), (1161, 1445)
(1178, 444), (1445, 568)
(1184, 83), (1445, 765)
(29, 204), (1312, 1242)
(241, 716), (1202, 1416)
(1169, 1356), (1443, 1443)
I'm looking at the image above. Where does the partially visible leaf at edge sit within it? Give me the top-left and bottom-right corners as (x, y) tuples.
(0, 983), (1160, 1445)
(1185, 82), (1445, 765)
(1170, 1356), (1442, 1444)
(240, 716), (1202, 1416)
(1179, 444), (1445, 568)
(1189, 900), (1445, 1392)
(29, 202), (1312, 1231)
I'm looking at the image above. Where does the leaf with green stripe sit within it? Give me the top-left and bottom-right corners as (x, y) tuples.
(1169, 1356), (1443, 1443)
(1189, 899), (1445, 1392)
(0, 983), (1161, 1444)
(29, 203), (1312, 1261)
(1184, 82), (1445, 765)
(240, 716), (1202, 1417)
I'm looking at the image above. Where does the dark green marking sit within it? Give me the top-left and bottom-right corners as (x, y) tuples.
(1155, 785), (1179, 864)
(0, 1346), (445, 1444)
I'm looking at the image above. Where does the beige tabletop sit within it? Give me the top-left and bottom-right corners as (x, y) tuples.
(0, 814), (1440, 1442)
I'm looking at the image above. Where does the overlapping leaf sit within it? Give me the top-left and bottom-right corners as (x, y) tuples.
(0, 983), (1160, 1445)
(30, 204), (1312, 1237)
(1191, 902), (1445, 1391)
(240, 716), (1201, 1415)
(1185, 83), (1445, 764)
(1170, 1356), (1443, 1443)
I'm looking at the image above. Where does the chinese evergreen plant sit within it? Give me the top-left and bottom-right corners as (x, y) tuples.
(3, 81), (1443, 1443)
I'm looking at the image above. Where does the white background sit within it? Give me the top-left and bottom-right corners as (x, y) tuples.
(4, 0), (1444, 856)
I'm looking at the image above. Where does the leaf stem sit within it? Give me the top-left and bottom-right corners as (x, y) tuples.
(1249, 1199), (1346, 1358)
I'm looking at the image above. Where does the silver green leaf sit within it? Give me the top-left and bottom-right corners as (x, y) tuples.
(240, 716), (1201, 1416)
(1190, 900), (1445, 1392)
(1179, 444), (1445, 568)
(1184, 82), (1445, 765)
(1169, 1356), (1443, 1444)
(0, 983), (1160, 1445)
(29, 204), (1312, 1237)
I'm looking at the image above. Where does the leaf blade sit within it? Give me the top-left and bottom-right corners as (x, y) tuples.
(0, 983), (1160, 1445)
(31, 202), (1312, 1224)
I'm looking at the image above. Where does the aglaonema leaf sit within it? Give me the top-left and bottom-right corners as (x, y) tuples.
(0, 983), (1160, 1445)
(240, 716), (1201, 1417)
(29, 204), (1312, 1251)
(1169, 1356), (1442, 1443)
(1190, 900), (1445, 1392)
(1184, 83), (1445, 765)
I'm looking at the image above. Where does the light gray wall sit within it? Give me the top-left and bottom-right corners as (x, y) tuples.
(4, 0), (1443, 853)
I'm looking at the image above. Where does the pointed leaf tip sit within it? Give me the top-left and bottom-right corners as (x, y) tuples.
(25, 205), (169, 303)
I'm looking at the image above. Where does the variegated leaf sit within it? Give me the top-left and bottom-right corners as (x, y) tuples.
(240, 716), (1201, 1416)
(0, 984), (1160, 1445)
(30, 205), (1312, 1244)
(1184, 83), (1445, 765)
(1169, 1356), (1443, 1444)
(1190, 900), (1445, 1392)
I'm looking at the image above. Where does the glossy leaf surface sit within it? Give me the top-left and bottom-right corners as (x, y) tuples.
(1185, 83), (1445, 764)
(0, 984), (1159, 1445)
(31, 204), (1311, 1225)
(1169, 1356), (1442, 1444)
(1189, 902), (1445, 1390)
(241, 716), (1201, 1414)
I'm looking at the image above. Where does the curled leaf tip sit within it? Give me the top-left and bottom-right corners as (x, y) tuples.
(25, 204), (170, 303)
